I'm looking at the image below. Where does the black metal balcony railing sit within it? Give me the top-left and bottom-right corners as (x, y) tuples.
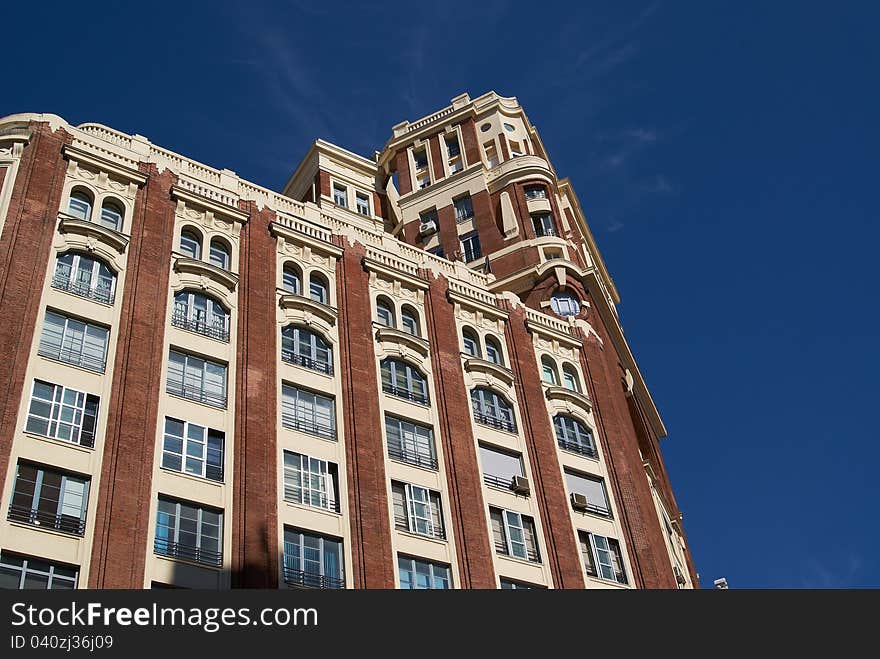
(557, 438), (598, 459)
(282, 566), (345, 590)
(281, 349), (333, 375)
(394, 515), (446, 540)
(52, 274), (115, 305)
(483, 473), (516, 491)
(165, 381), (227, 409)
(281, 412), (337, 441)
(7, 505), (86, 536)
(382, 383), (429, 405)
(386, 443), (438, 470)
(473, 411), (516, 434)
(494, 540), (541, 564)
(172, 309), (229, 343)
(154, 539), (222, 567)
(574, 501), (612, 518)
(38, 343), (106, 373)
(586, 567), (628, 585)
(284, 492), (340, 513)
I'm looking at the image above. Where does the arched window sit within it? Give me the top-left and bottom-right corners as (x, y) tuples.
(52, 252), (116, 304)
(562, 364), (581, 392)
(179, 229), (202, 260)
(209, 238), (231, 270)
(98, 199), (124, 231)
(401, 305), (420, 336)
(309, 272), (329, 304)
(281, 325), (333, 375)
(462, 328), (481, 358)
(282, 262), (302, 294)
(67, 190), (92, 221)
(376, 297), (395, 327)
(541, 356), (560, 385)
(484, 336), (503, 365)
(380, 358), (428, 404)
(471, 387), (516, 432)
(553, 415), (596, 458)
(550, 291), (580, 317)
(172, 290), (230, 342)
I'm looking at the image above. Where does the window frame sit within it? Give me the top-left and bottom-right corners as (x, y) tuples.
(380, 358), (429, 405)
(281, 325), (333, 375)
(208, 239), (231, 270)
(98, 200), (124, 231)
(309, 273), (329, 305)
(471, 387), (516, 432)
(283, 528), (344, 589)
(161, 417), (224, 482)
(9, 463), (90, 536)
(554, 415), (597, 458)
(179, 229), (202, 260)
(154, 497), (223, 567)
(460, 232), (482, 262)
(397, 555), (450, 590)
(355, 191), (371, 216)
(38, 310), (109, 373)
(67, 190), (92, 221)
(166, 349), (228, 408)
(25, 380), (99, 448)
(332, 183), (348, 208)
(283, 451), (340, 513)
(52, 252), (116, 305)
(280, 383), (337, 440)
(384, 414), (437, 470)
(172, 290), (230, 342)
(0, 553), (79, 590)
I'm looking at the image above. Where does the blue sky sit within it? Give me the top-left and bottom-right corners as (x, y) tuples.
(3, 1), (878, 588)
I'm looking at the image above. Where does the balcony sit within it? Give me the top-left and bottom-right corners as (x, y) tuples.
(473, 411), (516, 434)
(556, 437), (598, 459)
(171, 309), (229, 343)
(587, 567), (628, 585)
(7, 505), (86, 536)
(165, 381), (226, 409)
(284, 492), (340, 514)
(38, 343), (105, 373)
(483, 473), (522, 492)
(51, 273), (115, 305)
(281, 349), (333, 375)
(154, 539), (222, 567)
(382, 383), (429, 406)
(545, 386), (593, 413)
(282, 566), (345, 590)
(394, 515), (446, 541)
(494, 540), (541, 564)
(387, 443), (437, 470)
(281, 413), (337, 441)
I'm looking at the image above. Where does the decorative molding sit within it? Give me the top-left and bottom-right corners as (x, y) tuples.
(375, 326), (430, 359)
(62, 145), (147, 186)
(57, 215), (129, 255)
(271, 220), (343, 260)
(362, 256), (429, 291)
(278, 293), (338, 327)
(545, 386), (592, 414)
(171, 185), (248, 224)
(172, 255), (238, 292)
(463, 357), (514, 387)
(447, 290), (508, 323)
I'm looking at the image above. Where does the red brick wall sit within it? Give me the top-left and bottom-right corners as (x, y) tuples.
(428, 134), (445, 184)
(334, 239), (395, 588)
(422, 275), (496, 588)
(89, 164), (177, 588)
(460, 118), (480, 167)
(395, 149), (412, 196)
(318, 170), (331, 199)
(0, 166), (6, 199)
(230, 203), (279, 588)
(497, 133), (509, 161)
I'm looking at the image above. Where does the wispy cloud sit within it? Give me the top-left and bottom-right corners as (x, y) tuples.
(800, 554), (867, 588)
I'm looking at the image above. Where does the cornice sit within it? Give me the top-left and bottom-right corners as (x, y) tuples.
(171, 185), (249, 224)
(57, 215), (130, 254)
(278, 293), (338, 326)
(173, 255), (239, 292)
(62, 144), (147, 186)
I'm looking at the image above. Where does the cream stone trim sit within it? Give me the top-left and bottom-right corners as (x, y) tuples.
(278, 294), (338, 330)
(62, 145), (147, 186)
(270, 220), (343, 259)
(463, 358), (514, 387)
(545, 386), (593, 414)
(375, 326), (430, 359)
(363, 255), (429, 292)
(170, 184), (248, 224)
(56, 215), (129, 262)
(172, 255), (238, 293)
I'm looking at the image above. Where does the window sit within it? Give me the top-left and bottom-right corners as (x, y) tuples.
(154, 498), (222, 567)
(281, 262), (301, 294)
(550, 291), (580, 317)
(281, 325), (333, 374)
(429, 246), (445, 259)
(454, 195), (474, 222)
(541, 356), (560, 386)
(0, 553), (78, 590)
(309, 273), (329, 304)
(479, 444), (523, 490)
(38, 310), (109, 372)
(355, 191), (370, 216)
(524, 185), (547, 200)
(460, 232), (482, 262)
(471, 387), (516, 432)
(490, 508), (540, 562)
(509, 140), (524, 157)
(381, 358), (429, 405)
(480, 123), (492, 132)
(462, 328), (481, 357)
(413, 147), (428, 171)
(161, 417), (224, 482)
(503, 123), (516, 132)
(67, 190), (92, 220)
(562, 364), (581, 392)
(417, 174), (431, 189)
(484, 336), (503, 365)
(98, 199), (123, 231)
(283, 451), (339, 512)
(9, 463), (89, 536)
(565, 470), (611, 517)
(179, 229), (202, 259)
(398, 556), (450, 589)
(53, 252), (116, 304)
(281, 384), (336, 439)
(166, 350), (227, 408)
(385, 414), (437, 469)
(173, 290), (230, 342)
(500, 579), (541, 589)
(25, 380), (99, 448)
(580, 532), (627, 584)
(391, 482), (445, 539)
(483, 141), (499, 168)
(332, 183), (348, 207)
(376, 296), (395, 327)
(445, 134), (461, 157)
(283, 529), (344, 589)
(400, 306), (420, 336)
(554, 415), (597, 458)
(532, 213), (555, 237)
(209, 238), (231, 270)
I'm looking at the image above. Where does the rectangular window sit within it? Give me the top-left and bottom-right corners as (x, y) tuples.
(38, 310), (109, 372)
(509, 139), (523, 156)
(391, 481), (445, 539)
(332, 183), (347, 207)
(460, 232), (482, 262)
(166, 350), (227, 408)
(355, 191), (370, 216)
(0, 553), (78, 590)
(283, 528), (344, 589)
(283, 451), (339, 512)
(500, 578), (541, 589)
(479, 444), (524, 490)
(417, 174), (431, 189)
(524, 185), (546, 200)
(9, 463), (89, 536)
(532, 213), (556, 237)
(385, 415), (437, 469)
(580, 531), (628, 584)
(397, 555), (450, 589)
(281, 384), (336, 440)
(565, 470), (611, 517)
(490, 507), (540, 562)
(454, 195), (474, 222)
(413, 147), (428, 171)
(428, 246), (445, 259)
(483, 141), (499, 168)
(25, 380), (99, 448)
(446, 134), (463, 173)
(154, 497), (223, 567)
(161, 417), (224, 482)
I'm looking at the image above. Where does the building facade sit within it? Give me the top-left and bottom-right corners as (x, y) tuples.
(0, 91), (697, 590)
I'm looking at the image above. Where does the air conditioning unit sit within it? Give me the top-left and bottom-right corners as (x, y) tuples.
(510, 475), (530, 495)
(674, 566), (687, 585)
(570, 492), (590, 512)
(419, 219), (438, 236)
